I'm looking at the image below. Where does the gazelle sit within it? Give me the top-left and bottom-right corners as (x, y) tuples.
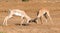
(34, 8), (53, 24)
(3, 9), (32, 26)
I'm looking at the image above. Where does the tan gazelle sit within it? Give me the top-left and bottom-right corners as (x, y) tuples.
(34, 8), (53, 24)
(3, 9), (32, 26)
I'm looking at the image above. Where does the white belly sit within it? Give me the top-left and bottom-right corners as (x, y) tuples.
(14, 12), (24, 16)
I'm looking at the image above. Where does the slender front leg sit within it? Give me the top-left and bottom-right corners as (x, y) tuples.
(35, 17), (39, 24)
(26, 19), (29, 24)
(21, 17), (24, 26)
(43, 13), (48, 23)
(40, 16), (43, 24)
(26, 18), (31, 25)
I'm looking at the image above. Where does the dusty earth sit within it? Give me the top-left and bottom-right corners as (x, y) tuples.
(0, 0), (60, 33)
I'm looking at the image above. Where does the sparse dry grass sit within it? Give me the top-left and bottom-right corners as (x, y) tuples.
(0, 32), (3, 33)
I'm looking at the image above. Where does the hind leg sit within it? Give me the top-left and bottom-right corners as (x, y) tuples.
(45, 17), (48, 23)
(47, 12), (53, 22)
(3, 14), (13, 26)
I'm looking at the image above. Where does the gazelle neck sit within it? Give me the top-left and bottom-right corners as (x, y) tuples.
(25, 15), (31, 20)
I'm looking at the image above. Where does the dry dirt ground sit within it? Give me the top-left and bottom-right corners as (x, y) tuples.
(0, 0), (60, 33)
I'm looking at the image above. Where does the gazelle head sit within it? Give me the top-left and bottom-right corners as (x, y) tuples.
(29, 18), (38, 24)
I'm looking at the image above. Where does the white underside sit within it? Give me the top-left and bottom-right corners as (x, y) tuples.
(14, 12), (24, 17)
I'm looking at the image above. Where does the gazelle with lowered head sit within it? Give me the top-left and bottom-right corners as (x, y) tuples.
(3, 9), (32, 26)
(33, 8), (53, 24)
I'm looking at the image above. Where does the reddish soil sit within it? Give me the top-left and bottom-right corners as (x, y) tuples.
(0, 0), (60, 33)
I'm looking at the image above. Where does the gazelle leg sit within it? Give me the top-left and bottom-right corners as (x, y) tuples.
(45, 17), (48, 23)
(3, 17), (7, 26)
(26, 18), (31, 25)
(3, 14), (13, 26)
(35, 17), (39, 23)
(40, 16), (43, 24)
(43, 12), (47, 19)
(26, 19), (29, 24)
(43, 13), (48, 23)
(21, 17), (24, 25)
(36, 20), (38, 24)
(47, 12), (53, 22)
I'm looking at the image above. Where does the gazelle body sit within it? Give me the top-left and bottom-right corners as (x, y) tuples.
(35, 8), (53, 24)
(3, 9), (31, 26)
